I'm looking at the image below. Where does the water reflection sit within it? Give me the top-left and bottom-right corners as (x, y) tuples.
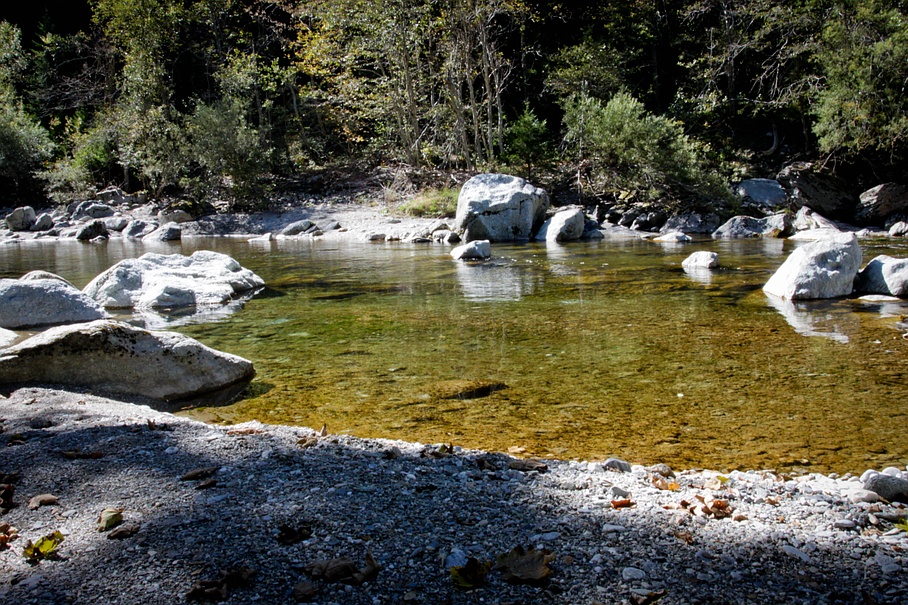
(124, 290), (261, 330)
(683, 266), (713, 285)
(765, 294), (855, 343)
(454, 259), (535, 302)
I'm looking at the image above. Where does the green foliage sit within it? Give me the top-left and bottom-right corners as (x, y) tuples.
(505, 105), (551, 179)
(545, 37), (625, 101)
(186, 100), (270, 205)
(813, 0), (908, 160)
(563, 91), (730, 205)
(398, 187), (459, 218)
(41, 113), (117, 202)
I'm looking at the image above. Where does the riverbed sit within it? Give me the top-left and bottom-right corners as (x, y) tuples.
(2, 233), (908, 474)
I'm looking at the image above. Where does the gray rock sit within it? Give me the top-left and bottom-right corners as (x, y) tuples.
(83, 250), (264, 309)
(855, 183), (908, 226)
(654, 231), (691, 243)
(75, 219), (108, 241)
(104, 216), (129, 231)
(621, 567), (646, 581)
(792, 207), (842, 232)
(0, 320), (254, 402)
(72, 201), (114, 220)
(5, 206), (36, 231)
(782, 545), (811, 563)
(0, 278), (109, 329)
(281, 219), (316, 236)
(736, 178), (789, 213)
(451, 240), (491, 260)
(454, 173), (549, 242)
(682, 251), (719, 269)
(96, 186), (125, 203)
(604, 458), (632, 473)
(19, 271), (75, 288)
(630, 211), (666, 232)
(157, 208), (194, 224)
(863, 473), (908, 503)
(854, 255), (908, 297)
(848, 489), (880, 504)
(123, 220), (158, 238)
(712, 214), (792, 238)
(29, 213), (54, 232)
(660, 212), (722, 234)
(776, 162), (856, 221)
(143, 222), (182, 242)
(763, 232), (862, 299)
(536, 208), (585, 242)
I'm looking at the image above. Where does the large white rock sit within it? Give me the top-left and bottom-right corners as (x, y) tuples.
(5, 206), (36, 231)
(736, 178), (788, 213)
(536, 208), (585, 242)
(454, 174), (549, 242)
(763, 232), (862, 299)
(854, 255), (908, 297)
(0, 277), (109, 329)
(0, 320), (255, 402)
(0, 326), (16, 348)
(83, 250), (265, 309)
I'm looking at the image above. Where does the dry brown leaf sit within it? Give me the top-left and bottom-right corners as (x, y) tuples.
(304, 551), (380, 585)
(27, 494), (58, 510)
(611, 499), (635, 509)
(227, 428), (263, 436)
(508, 458), (548, 473)
(494, 545), (556, 583)
(652, 477), (680, 491)
(180, 467), (219, 481)
(107, 523), (141, 540)
(674, 530), (694, 544)
(292, 581), (319, 602)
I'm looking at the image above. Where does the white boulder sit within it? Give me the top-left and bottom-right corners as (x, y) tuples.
(83, 250), (265, 309)
(854, 255), (908, 297)
(0, 277), (109, 329)
(536, 208), (585, 242)
(5, 206), (36, 231)
(0, 326), (16, 348)
(654, 232), (692, 243)
(451, 240), (491, 260)
(763, 232), (862, 299)
(0, 320), (255, 402)
(454, 174), (549, 242)
(682, 251), (719, 269)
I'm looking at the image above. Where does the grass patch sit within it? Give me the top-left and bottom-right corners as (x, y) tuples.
(399, 187), (459, 218)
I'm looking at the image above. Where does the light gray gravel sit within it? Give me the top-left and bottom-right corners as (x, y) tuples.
(1, 387), (907, 605)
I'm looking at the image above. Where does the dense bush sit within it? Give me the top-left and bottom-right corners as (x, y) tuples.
(563, 91), (730, 206)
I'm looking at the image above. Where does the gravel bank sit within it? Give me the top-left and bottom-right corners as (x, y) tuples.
(1, 387), (907, 605)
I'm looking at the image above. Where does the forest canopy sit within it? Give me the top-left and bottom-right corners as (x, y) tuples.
(2, 0), (907, 210)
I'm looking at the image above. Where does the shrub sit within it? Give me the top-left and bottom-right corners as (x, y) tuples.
(562, 91), (730, 206)
(0, 100), (54, 204)
(505, 105), (551, 179)
(399, 187), (459, 218)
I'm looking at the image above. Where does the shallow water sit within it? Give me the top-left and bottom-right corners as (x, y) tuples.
(3, 234), (908, 474)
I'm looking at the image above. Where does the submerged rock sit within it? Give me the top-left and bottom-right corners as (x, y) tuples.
(0, 319), (255, 402)
(83, 250), (265, 309)
(0, 277), (109, 329)
(763, 232), (862, 300)
(454, 173), (549, 242)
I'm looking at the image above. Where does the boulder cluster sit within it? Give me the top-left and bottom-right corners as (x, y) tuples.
(0, 251), (263, 403)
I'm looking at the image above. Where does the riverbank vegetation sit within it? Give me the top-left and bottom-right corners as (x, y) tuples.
(2, 0), (907, 213)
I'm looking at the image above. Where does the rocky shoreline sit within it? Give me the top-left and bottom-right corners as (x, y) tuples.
(1, 386), (907, 605)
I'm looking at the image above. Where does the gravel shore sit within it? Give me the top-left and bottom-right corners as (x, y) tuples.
(1, 386), (907, 605)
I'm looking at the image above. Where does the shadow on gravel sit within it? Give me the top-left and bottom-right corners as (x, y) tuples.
(0, 387), (904, 605)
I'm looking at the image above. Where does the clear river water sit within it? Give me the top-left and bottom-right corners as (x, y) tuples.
(3, 234), (908, 474)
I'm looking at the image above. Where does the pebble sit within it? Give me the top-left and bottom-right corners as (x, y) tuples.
(621, 567), (646, 581)
(782, 545), (811, 563)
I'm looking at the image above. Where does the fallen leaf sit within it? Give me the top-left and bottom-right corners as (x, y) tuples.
(508, 459), (548, 473)
(733, 514), (748, 522)
(276, 523), (312, 545)
(652, 477), (680, 491)
(494, 545), (555, 583)
(765, 497), (780, 506)
(304, 551), (380, 585)
(292, 581), (319, 602)
(297, 437), (319, 449)
(186, 566), (257, 602)
(195, 479), (218, 490)
(97, 507), (124, 531)
(629, 589), (668, 604)
(674, 530), (694, 544)
(318, 424), (328, 437)
(611, 499), (635, 509)
(450, 557), (491, 589)
(60, 450), (103, 460)
(22, 530), (64, 562)
(0, 523), (19, 549)
(27, 494), (58, 510)
(180, 467), (219, 481)
(226, 428), (263, 436)
(0, 483), (13, 512)
(146, 419), (173, 431)
(107, 523), (141, 540)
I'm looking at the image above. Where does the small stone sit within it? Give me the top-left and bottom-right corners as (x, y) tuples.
(27, 494), (58, 510)
(621, 567), (646, 581)
(782, 545), (811, 563)
(882, 467), (905, 478)
(604, 458), (632, 473)
(833, 519), (856, 530)
(848, 489), (880, 504)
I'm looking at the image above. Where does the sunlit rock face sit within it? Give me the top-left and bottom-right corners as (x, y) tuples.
(0, 320), (255, 402)
(763, 232), (862, 300)
(454, 174), (549, 243)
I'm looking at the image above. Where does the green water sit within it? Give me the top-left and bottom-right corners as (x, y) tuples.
(3, 235), (908, 473)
